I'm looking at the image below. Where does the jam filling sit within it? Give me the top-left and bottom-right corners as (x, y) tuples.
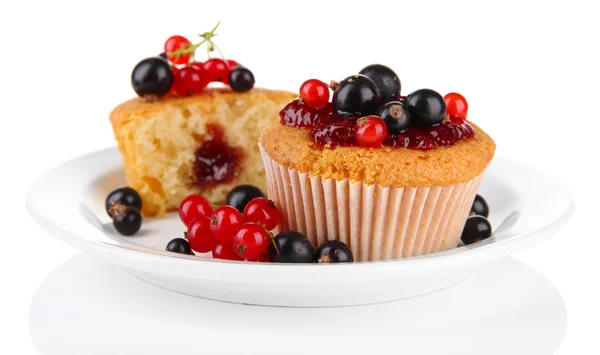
(193, 124), (243, 187)
(280, 99), (474, 151)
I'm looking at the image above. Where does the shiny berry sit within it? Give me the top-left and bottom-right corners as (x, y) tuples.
(174, 65), (208, 96)
(316, 240), (354, 263)
(106, 187), (142, 217)
(268, 231), (315, 263)
(226, 185), (265, 212)
(359, 64), (401, 102)
(212, 242), (243, 261)
(187, 216), (217, 253)
(111, 205), (142, 236)
(210, 205), (244, 242)
(332, 74), (380, 115)
(355, 115), (387, 148)
(164, 35), (191, 65)
(223, 59), (239, 85)
(470, 194), (489, 217)
(299, 79), (330, 109)
(179, 194), (213, 227)
(166, 238), (194, 255)
(444, 92), (469, 120)
(131, 57), (174, 100)
(377, 101), (411, 134)
(405, 89), (447, 127)
(203, 58), (229, 82)
(232, 223), (270, 260)
(461, 216), (492, 245)
(228, 67), (255, 92)
(243, 197), (280, 231)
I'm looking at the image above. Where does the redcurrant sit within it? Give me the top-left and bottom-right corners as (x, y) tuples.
(444, 92), (468, 120)
(300, 79), (330, 109)
(243, 197), (280, 231)
(212, 242), (243, 261)
(187, 216), (217, 253)
(223, 60), (238, 85)
(355, 115), (387, 148)
(210, 205), (244, 242)
(203, 58), (229, 82)
(164, 35), (191, 65)
(174, 66), (208, 96)
(179, 194), (212, 226)
(232, 223), (270, 260)
(169, 67), (179, 96)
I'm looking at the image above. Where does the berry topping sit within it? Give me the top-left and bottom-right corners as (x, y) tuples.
(131, 57), (174, 100)
(461, 216), (492, 245)
(106, 187), (142, 217)
(243, 197), (280, 231)
(355, 115), (387, 148)
(359, 64), (401, 102)
(309, 119), (357, 147)
(232, 223), (271, 260)
(226, 185), (266, 212)
(111, 206), (142, 236)
(299, 79), (330, 109)
(377, 101), (411, 134)
(280, 99), (334, 128)
(268, 231), (315, 263)
(444, 92), (469, 120)
(332, 74), (381, 115)
(164, 35), (191, 64)
(202, 58), (229, 82)
(166, 238), (195, 255)
(383, 119), (473, 150)
(173, 65), (208, 96)
(186, 216), (217, 253)
(212, 242), (244, 261)
(210, 205), (244, 242)
(179, 194), (213, 227)
(470, 194), (489, 217)
(194, 124), (242, 187)
(228, 67), (255, 92)
(316, 240), (354, 263)
(405, 89), (447, 127)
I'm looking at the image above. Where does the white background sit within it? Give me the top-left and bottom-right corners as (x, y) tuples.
(1, 0), (599, 353)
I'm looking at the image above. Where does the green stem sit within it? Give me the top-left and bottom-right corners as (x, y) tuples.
(166, 21), (221, 63)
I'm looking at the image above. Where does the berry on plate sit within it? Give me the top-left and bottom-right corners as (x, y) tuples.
(226, 185), (265, 212)
(166, 238), (195, 255)
(210, 205), (244, 242)
(179, 194), (213, 227)
(316, 240), (354, 263)
(461, 216), (492, 245)
(243, 197), (280, 231)
(299, 79), (330, 109)
(232, 223), (271, 260)
(187, 216), (217, 253)
(212, 242), (244, 261)
(355, 115), (387, 148)
(268, 231), (315, 263)
(106, 187), (142, 217)
(470, 194), (489, 217)
(111, 205), (142, 236)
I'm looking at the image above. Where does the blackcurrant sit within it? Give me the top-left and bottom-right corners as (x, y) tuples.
(228, 67), (255, 92)
(268, 231), (315, 263)
(106, 187), (142, 217)
(112, 206), (142, 236)
(461, 216), (492, 245)
(376, 101), (411, 134)
(405, 89), (447, 127)
(166, 238), (195, 255)
(226, 185), (265, 212)
(332, 74), (380, 115)
(359, 64), (401, 102)
(470, 194), (489, 217)
(316, 240), (353, 263)
(131, 57), (174, 100)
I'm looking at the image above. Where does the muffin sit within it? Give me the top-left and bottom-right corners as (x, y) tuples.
(259, 67), (496, 261)
(110, 88), (296, 217)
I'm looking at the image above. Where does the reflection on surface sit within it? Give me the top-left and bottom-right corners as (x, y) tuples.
(30, 254), (566, 355)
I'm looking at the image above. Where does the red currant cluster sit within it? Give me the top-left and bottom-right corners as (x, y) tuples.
(131, 22), (255, 101)
(177, 194), (279, 261)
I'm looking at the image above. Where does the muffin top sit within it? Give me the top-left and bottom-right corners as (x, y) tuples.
(260, 122), (495, 187)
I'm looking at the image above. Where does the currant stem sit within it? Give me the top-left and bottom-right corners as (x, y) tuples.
(166, 21), (221, 63)
(263, 225), (279, 254)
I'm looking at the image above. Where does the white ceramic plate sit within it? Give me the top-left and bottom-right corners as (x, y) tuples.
(27, 148), (573, 307)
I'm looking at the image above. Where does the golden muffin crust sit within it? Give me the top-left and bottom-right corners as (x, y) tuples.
(110, 88), (297, 217)
(260, 123), (495, 187)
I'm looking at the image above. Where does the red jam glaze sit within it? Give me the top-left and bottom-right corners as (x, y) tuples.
(280, 99), (474, 151)
(194, 124), (243, 186)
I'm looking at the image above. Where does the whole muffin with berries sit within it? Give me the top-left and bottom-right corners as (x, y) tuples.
(259, 64), (495, 261)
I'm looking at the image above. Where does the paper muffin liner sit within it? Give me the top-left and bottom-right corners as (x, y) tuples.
(259, 144), (484, 261)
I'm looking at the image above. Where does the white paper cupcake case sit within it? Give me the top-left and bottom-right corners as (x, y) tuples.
(259, 144), (484, 261)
